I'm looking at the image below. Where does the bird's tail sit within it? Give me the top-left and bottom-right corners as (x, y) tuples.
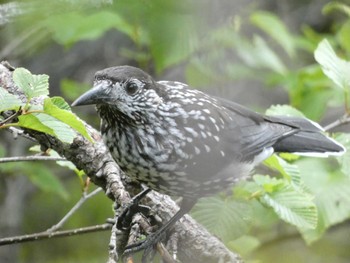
(270, 116), (345, 157)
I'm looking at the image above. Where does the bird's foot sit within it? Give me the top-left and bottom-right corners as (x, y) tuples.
(116, 188), (151, 230)
(123, 231), (166, 263)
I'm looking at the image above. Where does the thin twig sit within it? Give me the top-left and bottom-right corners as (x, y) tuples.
(0, 107), (22, 126)
(0, 223), (112, 246)
(7, 126), (37, 141)
(0, 155), (66, 163)
(46, 188), (103, 233)
(324, 114), (350, 131)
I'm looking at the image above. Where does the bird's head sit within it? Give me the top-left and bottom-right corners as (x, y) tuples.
(72, 66), (163, 120)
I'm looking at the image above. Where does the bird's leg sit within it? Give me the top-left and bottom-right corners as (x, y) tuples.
(123, 198), (197, 262)
(117, 188), (152, 230)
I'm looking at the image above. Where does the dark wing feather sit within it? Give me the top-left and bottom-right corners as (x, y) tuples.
(217, 98), (295, 161)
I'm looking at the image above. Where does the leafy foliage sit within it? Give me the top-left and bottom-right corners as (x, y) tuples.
(250, 11), (296, 58)
(192, 196), (253, 242)
(314, 39), (350, 91)
(13, 67), (49, 99)
(253, 175), (317, 229)
(1, 68), (92, 143)
(0, 88), (23, 112)
(44, 11), (133, 48)
(190, 4), (350, 257)
(1, 1), (350, 262)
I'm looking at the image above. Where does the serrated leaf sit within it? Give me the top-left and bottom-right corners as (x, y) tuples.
(264, 155), (301, 186)
(254, 175), (317, 229)
(35, 113), (76, 143)
(27, 163), (69, 199)
(253, 174), (285, 193)
(251, 11), (295, 57)
(191, 196), (252, 242)
(50, 96), (71, 111)
(334, 133), (350, 176)
(265, 104), (305, 117)
(314, 39), (350, 90)
(0, 87), (23, 111)
(262, 187), (317, 229)
(298, 158), (350, 243)
(43, 98), (92, 142)
(13, 68), (49, 99)
(17, 114), (55, 136)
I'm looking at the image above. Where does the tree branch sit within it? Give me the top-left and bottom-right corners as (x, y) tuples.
(0, 155), (66, 163)
(0, 61), (242, 263)
(46, 188), (103, 233)
(7, 126), (38, 142)
(324, 113), (350, 131)
(0, 224), (112, 246)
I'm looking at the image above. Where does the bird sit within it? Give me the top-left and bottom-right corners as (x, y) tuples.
(72, 65), (345, 260)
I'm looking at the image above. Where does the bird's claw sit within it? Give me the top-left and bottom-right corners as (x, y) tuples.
(123, 232), (165, 263)
(116, 188), (151, 230)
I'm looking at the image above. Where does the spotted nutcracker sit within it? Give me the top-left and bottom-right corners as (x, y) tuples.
(72, 65), (345, 260)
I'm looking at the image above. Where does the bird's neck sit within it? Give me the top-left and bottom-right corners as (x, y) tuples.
(97, 104), (160, 128)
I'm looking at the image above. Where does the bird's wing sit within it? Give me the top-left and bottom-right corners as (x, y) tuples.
(216, 97), (296, 162)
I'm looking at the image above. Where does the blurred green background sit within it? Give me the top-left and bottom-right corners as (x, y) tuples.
(1, 0), (350, 262)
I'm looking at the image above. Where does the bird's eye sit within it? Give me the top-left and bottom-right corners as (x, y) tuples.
(125, 82), (140, 96)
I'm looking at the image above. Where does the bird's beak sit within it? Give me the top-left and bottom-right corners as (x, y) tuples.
(72, 82), (110, 107)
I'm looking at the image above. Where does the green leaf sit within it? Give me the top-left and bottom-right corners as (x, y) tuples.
(334, 133), (350, 176)
(264, 155), (301, 186)
(265, 104), (305, 118)
(314, 39), (350, 90)
(35, 113), (76, 143)
(50, 96), (71, 111)
(254, 174), (285, 193)
(254, 175), (318, 229)
(27, 163), (69, 199)
(43, 98), (93, 142)
(13, 68), (49, 99)
(298, 158), (350, 243)
(0, 87), (23, 111)
(250, 11), (296, 57)
(147, 9), (198, 73)
(338, 21), (350, 53)
(17, 114), (55, 136)
(323, 2), (350, 17)
(227, 235), (260, 256)
(45, 11), (133, 47)
(19, 113), (76, 143)
(235, 36), (287, 74)
(16, 98), (91, 143)
(191, 196), (252, 242)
